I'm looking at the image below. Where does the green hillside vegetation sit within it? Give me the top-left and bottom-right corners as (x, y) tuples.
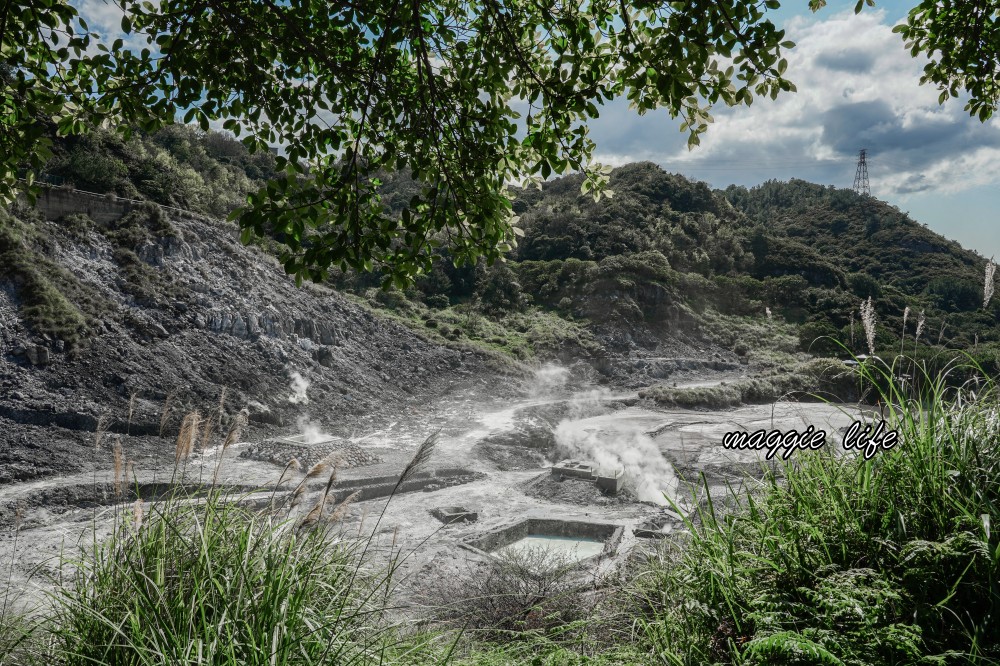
(365, 162), (1000, 376)
(4, 128), (999, 665)
(39, 125), (277, 217)
(7, 127), (998, 377)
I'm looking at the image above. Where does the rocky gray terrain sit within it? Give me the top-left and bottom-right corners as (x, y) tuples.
(0, 203), (519, 485)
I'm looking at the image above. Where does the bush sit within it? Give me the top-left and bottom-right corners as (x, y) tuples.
(476, 263), (529, 316)
(46, 490), (386, 665)
(635, 358), (1000, 664)
(0, 212), (90, 345)
(425, 293), (450, 309)
(431, 546), (594, 642)
(373, 287), (409, 310)
(798, 319), (842, 354)
(10, 424), (452, 666)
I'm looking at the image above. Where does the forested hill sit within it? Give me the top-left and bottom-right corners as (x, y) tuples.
(13, 127), (1000, 365)
(512, 162), (985, 303)
(725, 179), (984, 298)
(498, 162), (997, 357)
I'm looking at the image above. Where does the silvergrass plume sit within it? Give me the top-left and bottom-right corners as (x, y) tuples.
(860, 297), (877, 356)
(849, 311), (855, 350)
(127, 392), (137, 436)
(985, 257), (996, 309)
(915, 310), (925, 344)
(299, 496), (326, 529)
(175, 411), (200, 463)
(765, 306), (772, 320)
(220, 408), (248, 454)
(938, 318), (947, 345)
(290, 453), (339, 510)
(113, 437), (124, 498)
(275, 458), (301, 488)
(132, 498), (144, 532)
(289, 484), (308, 511)
(359, 507), (370, 536)
(300, 468), (340, 529)
(900, 306), (910, 356)
(356, 432), (438, 565)
(213, 408), (248, 485)
(328, 490), (361, 523)
(200, 388), (227, 452)
(269, 457), (302, 511)
(94, 414), (109, 451)
(159, 391), (175, 437)
(396, 432), (437, 490)
(324, 465), (338, 495)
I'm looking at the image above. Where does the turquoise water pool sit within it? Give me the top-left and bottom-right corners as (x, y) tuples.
(495, 534), (605, 561)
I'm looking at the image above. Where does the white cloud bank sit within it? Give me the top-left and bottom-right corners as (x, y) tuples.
(590, 9), (1000, 201)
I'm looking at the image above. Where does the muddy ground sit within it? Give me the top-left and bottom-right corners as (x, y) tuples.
(0, 205), (861, 621)
(0, 364), (864, 617)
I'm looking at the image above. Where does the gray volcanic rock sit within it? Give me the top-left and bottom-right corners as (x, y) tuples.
(0, 208), (509, 483)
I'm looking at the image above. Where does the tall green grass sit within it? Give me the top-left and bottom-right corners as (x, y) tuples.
(636, 354), (1000, 665)
(2, 426), (446, 666)
(46, 490), (393, 665)
(5, 355), (999, 665)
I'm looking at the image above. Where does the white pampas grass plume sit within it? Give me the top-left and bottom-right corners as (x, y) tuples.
(328, 490), (360, 523)
(132, 498), (145, 532)
(289, 454), (340, 511)
(175, 411), (200, 463)
(985, 258), (996, 309)
(860, 297), (877, 356)
(94, 414), (109, 451)
(113, 437), (124, 498)
(299, 468), (340, 529)
(900, 306), (910, 355)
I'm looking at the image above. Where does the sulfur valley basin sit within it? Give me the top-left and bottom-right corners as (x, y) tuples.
(0, 368), (866, 608)
(1, 150), (997, 664)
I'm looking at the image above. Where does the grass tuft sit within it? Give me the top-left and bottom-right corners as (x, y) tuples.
(633, 351), (1000, 664)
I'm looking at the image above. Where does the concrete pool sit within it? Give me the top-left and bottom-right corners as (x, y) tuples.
(463, 518), (624, 564)
(495, 534), (606, 562)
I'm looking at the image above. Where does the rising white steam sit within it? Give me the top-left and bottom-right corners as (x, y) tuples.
(296, 415), (330, 444)
(288, 371), (310, 405)
(530, 364), (571, 396)
(551, 390), (679, 506)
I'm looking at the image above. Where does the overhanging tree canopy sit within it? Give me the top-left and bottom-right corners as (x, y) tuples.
(3, 0), (998, 285)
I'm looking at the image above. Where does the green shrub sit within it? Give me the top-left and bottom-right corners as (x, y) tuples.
(374, 287), (409, 310)
(102, 202), (177, 249)
(0, 212), (90, 345)
(25, 431), (449, 666)
(425, 294), (450, 309)
(45, 490), (389, 666)
(476, 263), (529, 316)
(59, 213), (96, 240)
(636, 357), (1000, 664)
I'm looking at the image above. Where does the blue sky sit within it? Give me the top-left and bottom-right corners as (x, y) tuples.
(586, 1), (999, 260)
(76, 0), (997, 260)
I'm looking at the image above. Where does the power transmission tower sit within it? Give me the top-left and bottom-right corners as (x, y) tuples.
(853, 148), (870, 196)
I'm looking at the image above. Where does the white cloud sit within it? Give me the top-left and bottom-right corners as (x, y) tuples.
(75, 0), (151, 51)
(588, 9), (1000, 200)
